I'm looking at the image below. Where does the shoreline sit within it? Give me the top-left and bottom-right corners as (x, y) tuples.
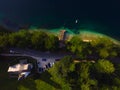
(78, 31), (120, 45)
(29, 28), (120, 45)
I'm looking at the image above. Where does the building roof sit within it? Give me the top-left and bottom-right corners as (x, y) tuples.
(59, 30), (67, 41)
(18, 72), (31, 80)
(8, 63), (32, 72)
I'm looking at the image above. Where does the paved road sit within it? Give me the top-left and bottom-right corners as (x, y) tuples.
(1, 48), (120, 74)
(1, 48), (72, 69)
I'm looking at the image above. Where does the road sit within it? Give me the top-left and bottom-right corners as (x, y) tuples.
(1, 48), (72, 69)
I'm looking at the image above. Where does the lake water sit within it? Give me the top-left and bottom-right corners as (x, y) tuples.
(0, 0), (120, 40)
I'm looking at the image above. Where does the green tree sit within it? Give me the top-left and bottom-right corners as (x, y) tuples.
(113, 77), (120, 87)
(9, 32), (20, 47)
(67, 36), (83, 53)
(67, 36), (91, 59)
(57, 56), (73, 77)
(110, 51), (117, 57)
(95, 59), (115, 74)
(45, 34), (59, 51)
(31, 31), (48, 50)
(90, 37), (116, 59)
(16, 30), (32, 48)
(90, 38), (113, 48)
(99, 48), (109, 59)
(0, 34), (9, 48)
(9, 30), (32, 48)
(76, 62), (97, 90)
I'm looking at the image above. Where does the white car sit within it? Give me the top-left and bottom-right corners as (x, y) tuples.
(10, 50), (15, 54)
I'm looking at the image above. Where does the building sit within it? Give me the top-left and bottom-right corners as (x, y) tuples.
(58, 30), (67, 48)
(8, 63), (33, 80)
(59, 30), (67, 41)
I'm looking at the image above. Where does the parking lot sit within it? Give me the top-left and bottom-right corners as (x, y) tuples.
(8, 48), (71, 73)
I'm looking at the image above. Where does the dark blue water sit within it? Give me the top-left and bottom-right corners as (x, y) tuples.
(0, 0), (120, 40)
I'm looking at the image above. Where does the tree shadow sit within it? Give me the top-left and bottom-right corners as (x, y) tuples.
(18, 78), (37, 90)
(34, 71), (61, 89)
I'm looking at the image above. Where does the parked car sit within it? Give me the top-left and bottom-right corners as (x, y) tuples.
(50, 62), (55, 67)
(37, 62), (40, 64)
(39, 67), (43, 73)
(45, 64), (49, 68)
(47, 62), (55, 67)
(55, 59), (60, 61)
(9, 50), (20, 54)
(48, 63), (51, 68)
(10, 50), (15, 54)
(42, 59), (47, 61)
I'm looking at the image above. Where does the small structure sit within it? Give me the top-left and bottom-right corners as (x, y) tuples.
(59, 30), (67, 41)
(83, 39), (92, 42)
(58, 30), (67, 48)
(74, 60), (95, 63)
(8, 63), (33, 80)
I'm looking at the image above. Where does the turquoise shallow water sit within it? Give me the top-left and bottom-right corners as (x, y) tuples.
(0, 0), (120, 40)
(0, 9), (120, 41)
(28, 18), (120, 41)
(29, 24), (120, 41)
(29, 26), (120, 45)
